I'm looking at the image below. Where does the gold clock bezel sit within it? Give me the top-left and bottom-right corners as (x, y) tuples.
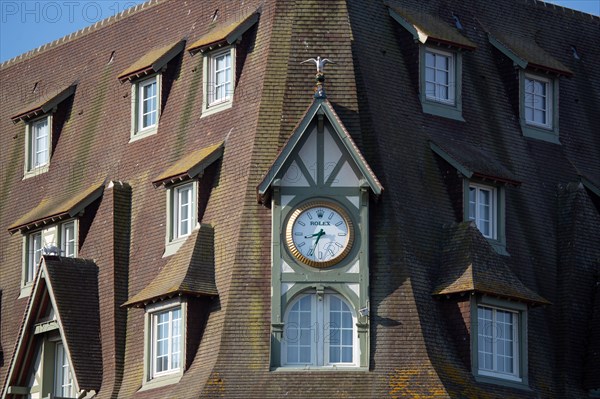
(285, 200), (354, 268)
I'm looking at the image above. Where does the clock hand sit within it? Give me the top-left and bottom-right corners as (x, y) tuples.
(304, 232), (321, 238)
(313, 229), (325, 247)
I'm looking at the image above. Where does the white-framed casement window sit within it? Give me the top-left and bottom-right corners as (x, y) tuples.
(54, 342), (75, 398)
(143, 298), (186, 387)
(131, 74), (161, 140)
(520, 72), (559, 144)
(472, 296), (528, 387)
(468, 184), (497, 239)
(282, 292), (358, 367)
(23, 220), (78, 291)
(202, 47), (235, 117)
(524, 74), (552, 129)
(420, 47), (463, 121)
(425, 48), (455, 104)
(173, 183), (194, 239)
(25, 115), (51, 175)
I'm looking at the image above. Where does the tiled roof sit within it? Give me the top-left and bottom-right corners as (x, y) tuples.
(387, 4), (476, 49)
(430, 138), (521, 185)
(433, 222), (549, 305)
(8, 180), (105, 233)
(3, 256), (102, 393)
(152, 142), (224, 186)
(44, 256), (102, 390)
(117, 40), (185, 82)
(187, 10), (260, 53)
(123, 225), (218, 307)
(10, 84), (76, 122)
(488, 32), (573, 76)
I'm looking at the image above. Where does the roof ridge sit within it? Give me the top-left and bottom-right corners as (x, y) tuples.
(529, 0), (600, 21)
(0, 0), (168, 70)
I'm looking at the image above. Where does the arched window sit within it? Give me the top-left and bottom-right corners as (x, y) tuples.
(282, 292), (357, 367)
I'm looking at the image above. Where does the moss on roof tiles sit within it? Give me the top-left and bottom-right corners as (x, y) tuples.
(188, 11), (259, 53)
(117, 40), (184, 81)
(8, 178), (105, 232)
(123, 225), (218, 307)
(10, 84), (76, 121)
(433, 222), (550, 305)
(388, 4), (476, 49)
(153, 141), (223, 185)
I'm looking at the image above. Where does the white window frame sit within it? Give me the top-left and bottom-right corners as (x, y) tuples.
(60, 220), (77, 258)
(281, 292), (358, 368)
(477, 305), (520, 381)
(131, 74), (161, 141)
(25, 230), (43, 285)
(173, 183), (195, 240)
(202, 47), (235, 117)
(472, 296), (528, 387)
(143, 298), (186, 387)
(24, 115), (52, 177)
(524, 74), (552, 129)
(468, 183), (497, 240)
(424, 47), (455, 105)
(54, 342), (74, 398)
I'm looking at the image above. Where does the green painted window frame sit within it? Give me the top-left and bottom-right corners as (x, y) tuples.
(519, 71), (560, 144)
(470, 296), (529, 389)
(419, 46), (464, 121)
(141, 298), (186, 390)
(464, 180), (507, 255)
(201, 46), (235, 118)
(130, 73), (161, 142)
(24, 114), (52, 178)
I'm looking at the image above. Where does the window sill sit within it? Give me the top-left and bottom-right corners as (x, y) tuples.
(130, 126), (158, 143)
(421, 101), (464, 122)
(474, 373), (530, 390)
(521, 124), (560, 144)
(271, 366), (368, 372)
(488, 239), (509, 256)
(163, 236), (189, 257)
(201, 100), (233, 118)
(23, 164), (49, 180)
(140, 372), (182, 392)
(18, 284), (33, 299)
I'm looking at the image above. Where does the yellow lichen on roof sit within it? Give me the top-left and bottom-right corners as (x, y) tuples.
(153, 141), (223, 185)
(388, 5), (476, 49)
(187, 11), (259, 52)
(117, 40), (184, 80)
(8, 179), (105, 233)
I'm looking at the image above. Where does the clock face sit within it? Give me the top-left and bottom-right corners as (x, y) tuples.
(285, 201), (354, 268)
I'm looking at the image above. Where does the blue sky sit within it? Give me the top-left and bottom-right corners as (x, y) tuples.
(1, 0), (599, 63)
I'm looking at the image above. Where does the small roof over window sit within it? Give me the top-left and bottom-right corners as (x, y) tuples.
(387, 4), (476, 50)
(123, 225), (218, 307)
(430, 138), (521, 185)
(488, 32), (573, 76)
(187, 10), (260, 54)
(152, 141), (224, 187)
(432, 222), (550, 305)
(118, 39), (185, 82)
(4, 256), (102, 394)
(8, 179), (105, 233)
(11, 84), (76, 122)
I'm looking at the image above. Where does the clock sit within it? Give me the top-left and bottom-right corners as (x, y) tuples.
(285, 201), (354, 268)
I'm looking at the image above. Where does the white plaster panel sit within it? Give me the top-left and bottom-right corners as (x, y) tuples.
(281, 160), (310, 187)
(281, 283), (295, 295)
(346, 196), (359, 209)
(348, 283), (360, 297)
(280, 195), (295, 208)
(281, 260), (294, 273)
(346, 260), (360, 273)
(298, 127), (317, 183)
(331, 161), (360, 187)
(323, 128), (342, 182)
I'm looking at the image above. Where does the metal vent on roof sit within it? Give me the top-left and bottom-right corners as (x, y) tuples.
(212, 9), (219, 22)
(108, 51), (115, 64)
(572, 46), (580, 60)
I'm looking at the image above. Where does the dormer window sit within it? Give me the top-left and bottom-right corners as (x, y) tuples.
(425, 48), (455, 105)
(523, 74), (553, 129)
(117, 40), (185, 142)
(468, 184), (497, 240)
(10, 84), (76, 179)
(208, 48), (233, 106)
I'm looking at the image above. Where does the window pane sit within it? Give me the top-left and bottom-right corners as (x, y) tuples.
(32, 119), (49, 167)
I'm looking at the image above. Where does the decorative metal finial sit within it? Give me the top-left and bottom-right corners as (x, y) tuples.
(301, 56), (335, 99)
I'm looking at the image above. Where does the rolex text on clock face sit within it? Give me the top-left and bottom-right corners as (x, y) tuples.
(286, 201), (354, 268)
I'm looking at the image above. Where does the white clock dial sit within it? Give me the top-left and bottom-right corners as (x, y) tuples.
(286, 201), (354, 268)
